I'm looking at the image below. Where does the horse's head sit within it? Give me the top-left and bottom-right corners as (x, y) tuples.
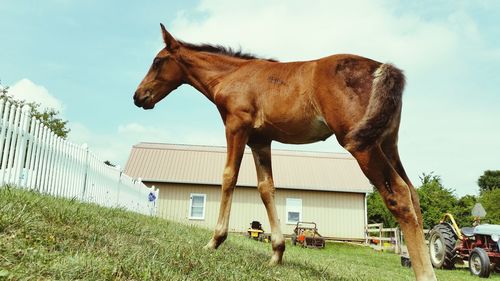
(134, 24), (184, 109)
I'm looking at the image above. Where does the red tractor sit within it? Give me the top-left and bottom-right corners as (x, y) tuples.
(428, 204), (500, 278)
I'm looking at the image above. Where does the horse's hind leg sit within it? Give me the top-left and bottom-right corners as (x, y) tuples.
(250, 143), (285, 265)
(381, 134), (423, 227)
(349, 146), (436, 281)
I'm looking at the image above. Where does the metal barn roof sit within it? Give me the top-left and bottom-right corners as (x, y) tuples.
(124, 143), (372, 193)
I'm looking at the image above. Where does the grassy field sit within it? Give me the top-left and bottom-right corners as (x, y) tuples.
(1, 187), (498, 281)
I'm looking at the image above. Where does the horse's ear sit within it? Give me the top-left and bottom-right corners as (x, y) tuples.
(160, 23), (179, 51)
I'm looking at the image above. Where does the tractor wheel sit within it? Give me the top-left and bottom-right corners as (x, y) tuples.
(428, 223), (458, 269)
(469, 248), (491, 278)
(291, 234), (297, 246)
(400, 255), (412, 268)
(258, 234), (264, 242)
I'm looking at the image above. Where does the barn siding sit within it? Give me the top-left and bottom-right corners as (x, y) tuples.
(151, 182), (366, 239)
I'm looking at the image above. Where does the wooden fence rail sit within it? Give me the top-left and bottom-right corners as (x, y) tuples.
(365, 223), (401, 253)
(0, 100), (157, 215)
(365, 223), (431, 254)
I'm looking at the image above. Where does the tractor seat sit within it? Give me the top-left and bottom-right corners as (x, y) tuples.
(251, 221), (262, 230)
(461, 227), (475, 237)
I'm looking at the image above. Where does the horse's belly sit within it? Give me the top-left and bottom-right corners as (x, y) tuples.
(261, 116), (333, 144)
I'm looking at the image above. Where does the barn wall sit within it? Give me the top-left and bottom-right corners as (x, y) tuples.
(149, 182), (366, 239)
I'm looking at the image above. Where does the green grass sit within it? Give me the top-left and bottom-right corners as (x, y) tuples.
(1, 187), (498, 281)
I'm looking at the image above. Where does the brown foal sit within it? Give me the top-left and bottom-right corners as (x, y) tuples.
(134, 24), (436, 281)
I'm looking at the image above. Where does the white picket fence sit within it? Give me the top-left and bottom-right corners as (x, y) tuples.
(0, 99), (158, 215)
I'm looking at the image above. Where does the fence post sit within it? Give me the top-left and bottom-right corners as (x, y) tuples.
(115, 165), (122, 208)
(81, 143), (89, 200)
(378, 224), (382, 251)
(43, 131), (56, 194)
(135, 177), (142, 213)
(4, 106), (21, 185)
(394, 227), (400, 254)
(15, 106), (31, 187)
(34, 126), (48, 191)
(152, 185), (158, 216)
(365, 225), (369, 245)
(0, 101), (10, 185)
(400, 228), (406, 254)
(23, 118), (38, 188)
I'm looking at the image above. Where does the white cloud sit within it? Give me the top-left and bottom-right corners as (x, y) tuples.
(170, 0), (465, 74)
(169, 0), (500, 86)
(117, 122), (171, 138)
(8, 79), (64, 112)
(69, 122), (169, 167)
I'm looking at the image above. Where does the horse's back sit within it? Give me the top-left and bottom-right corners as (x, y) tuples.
(217, 54), (388, 145)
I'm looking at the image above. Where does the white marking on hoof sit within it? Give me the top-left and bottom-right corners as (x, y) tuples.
(203, 239), (217, 250)
(268, 254), (282, 266)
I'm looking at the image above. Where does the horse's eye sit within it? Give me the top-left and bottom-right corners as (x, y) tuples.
(153, 58), (162, 67)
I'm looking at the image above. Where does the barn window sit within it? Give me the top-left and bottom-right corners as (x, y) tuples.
(286, 198), (302, 224)
(189, 193), (206, 220)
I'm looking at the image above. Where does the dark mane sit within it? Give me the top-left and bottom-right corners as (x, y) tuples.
(180, 41), (278, 62)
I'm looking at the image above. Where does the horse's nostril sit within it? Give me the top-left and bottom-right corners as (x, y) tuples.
(134, 98), (142, 107)
(133, 89), (155, 108)
(134, 91), (145, 107)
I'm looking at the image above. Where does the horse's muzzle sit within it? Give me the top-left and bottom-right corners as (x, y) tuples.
(133, 90), (155, 109)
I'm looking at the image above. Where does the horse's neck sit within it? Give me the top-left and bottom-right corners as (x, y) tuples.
(180, 51), (246, 101)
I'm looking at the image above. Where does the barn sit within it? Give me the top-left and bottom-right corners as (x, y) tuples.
(124, 143), (372, 240)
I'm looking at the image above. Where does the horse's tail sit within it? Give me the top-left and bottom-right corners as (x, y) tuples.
(345, 63), (406, 151)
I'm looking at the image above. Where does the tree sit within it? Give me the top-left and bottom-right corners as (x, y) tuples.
(417, 173), (457, 229)
(477, 170), (500, 194)
(453, 194), (477, 227)
(480, 188), (500, 224)
(30, 108), (70, 139)
(0, 82), (69, 139)
(367, 173), (458, 229)
(366, 188), (397, 228)
(367, 172), (495, 231)
(0, 81), (8, 95)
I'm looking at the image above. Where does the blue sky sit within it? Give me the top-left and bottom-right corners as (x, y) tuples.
(0, 0), (499, 196)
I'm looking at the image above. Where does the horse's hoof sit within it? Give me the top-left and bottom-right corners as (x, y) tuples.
(203, 239), (217, 250)
(268, 255), (282, 266)
(203, 244), (215, 250)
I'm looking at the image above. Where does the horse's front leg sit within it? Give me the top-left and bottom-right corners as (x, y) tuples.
(204, 118), (249, 250)
(251, 143), (285, 265)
